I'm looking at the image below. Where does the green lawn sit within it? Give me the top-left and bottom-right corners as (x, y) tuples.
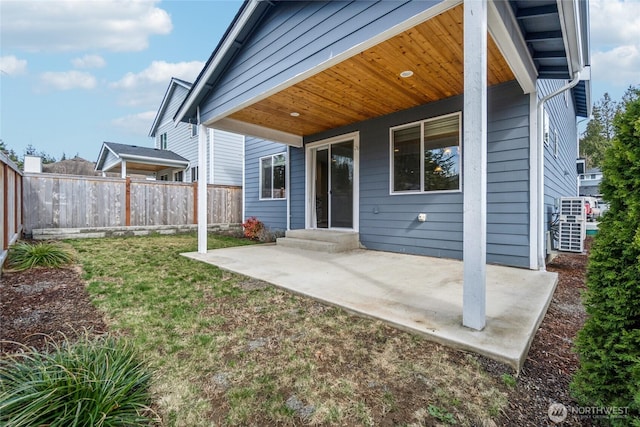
(69, 233), (508, 426)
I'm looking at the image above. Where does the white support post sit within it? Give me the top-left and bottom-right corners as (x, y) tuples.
(462, 0), (487, 331)
(121, 160), (127, 179)
(197, 123), (208, 254)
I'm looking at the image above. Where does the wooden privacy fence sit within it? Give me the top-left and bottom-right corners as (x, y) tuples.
(1, 152), (23, 269)
(23, 173), (241, 234)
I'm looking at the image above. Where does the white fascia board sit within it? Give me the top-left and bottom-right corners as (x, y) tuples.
(488, 0), (537, 94)
(202, 0), (462, 129)
(174, 0), (261, 125)
(119, 154), (189, 168)
(95, 143), (121, 171)
(94, 144), (109, 171)
(149, 84), (174, 137)
(212, 117), (303, 147)
(557, 0), (584, 75)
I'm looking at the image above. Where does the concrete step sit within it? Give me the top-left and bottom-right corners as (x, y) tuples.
(277, 229), (360, 253)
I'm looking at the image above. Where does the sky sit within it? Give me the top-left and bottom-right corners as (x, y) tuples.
(1, 0), (639, 163)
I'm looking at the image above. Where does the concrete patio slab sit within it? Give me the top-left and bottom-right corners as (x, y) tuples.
(183, 245), (558, 371)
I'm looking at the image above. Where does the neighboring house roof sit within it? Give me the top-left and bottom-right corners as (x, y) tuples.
(95, 142), (189, 174)
(149, 77), (193, 138)
(175, 0), (591, 132)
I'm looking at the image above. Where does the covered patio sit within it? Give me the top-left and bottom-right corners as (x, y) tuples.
(184, 244), (557, 371)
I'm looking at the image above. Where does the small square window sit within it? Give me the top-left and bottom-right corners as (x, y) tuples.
(174, 171), (183, 182)
(191, 124), (198, 138)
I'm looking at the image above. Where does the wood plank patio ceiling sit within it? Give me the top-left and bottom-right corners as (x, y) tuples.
(229, 4), (515, 138)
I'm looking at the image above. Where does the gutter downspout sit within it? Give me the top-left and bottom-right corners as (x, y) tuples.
(536, 71), (581, 270)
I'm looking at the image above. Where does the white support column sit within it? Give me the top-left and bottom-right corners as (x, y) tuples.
(462, 0), (487, 331)
(121, 160), (127, 179)
(197, 123), (208, 254)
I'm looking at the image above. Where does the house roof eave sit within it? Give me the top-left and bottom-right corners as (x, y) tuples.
(149, 78), (193, 138)
(118, 153), (189, 168)
(95, 142), (121, 172)
(173, 0), (272, 126)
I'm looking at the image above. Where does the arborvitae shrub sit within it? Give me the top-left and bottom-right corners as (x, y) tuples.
(571, 91), (640, 426)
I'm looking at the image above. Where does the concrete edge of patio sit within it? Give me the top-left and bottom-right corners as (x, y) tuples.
(183, 245), (558, 372)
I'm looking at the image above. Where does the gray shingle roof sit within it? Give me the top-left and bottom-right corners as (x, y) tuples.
(103, 142), (188, 163)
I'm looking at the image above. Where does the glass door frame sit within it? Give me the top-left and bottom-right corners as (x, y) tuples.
(305, 131), (359, 232)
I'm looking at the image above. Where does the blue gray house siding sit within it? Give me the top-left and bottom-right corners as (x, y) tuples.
(198, 0), (444, 124)
(244, 137), (287, 231)
(289, 80), (531, 267)
(212, 130), (243, 186)
(538, 79), (579, 244)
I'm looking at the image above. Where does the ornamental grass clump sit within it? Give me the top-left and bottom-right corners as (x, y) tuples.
(7, 241), (74, 270)
(0, 333), (156, 427)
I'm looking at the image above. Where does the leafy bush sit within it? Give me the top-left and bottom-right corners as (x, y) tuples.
(7, 241), (73, 270)
(571, 89), (640, 425)
(242, 216), (264, 240)
(0, 333), (155, 426)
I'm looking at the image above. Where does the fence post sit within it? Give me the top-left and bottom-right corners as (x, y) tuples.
(14, 172), (19, 233)
(125, 177), (131, 226)
(193, 182), (198, 224)
(3, 163), (8, 251)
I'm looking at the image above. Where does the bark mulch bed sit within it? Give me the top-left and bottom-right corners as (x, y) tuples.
(0, 266), (107, 354)
(0, 241), (591, 425)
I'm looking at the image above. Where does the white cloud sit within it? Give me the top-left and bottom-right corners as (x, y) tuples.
(590, 0), (640, 49)
(590, 0), (640, 89)
(0, 55), (27, 76)
(592, 46), (640, 89)
(72, 54), (106, 69)
(0, 0), (172, 52)
(40, 71), (97, 90)
(110, 60), (203, 107)
(111, 110), (158, 136)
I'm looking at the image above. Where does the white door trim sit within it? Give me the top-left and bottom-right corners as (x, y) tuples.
(305, 131), (360, 232)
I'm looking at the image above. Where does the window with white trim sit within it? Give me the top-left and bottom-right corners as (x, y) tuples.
(543, 109), (550, 146)
(391, 112), (461, 193)
(260, 153), (286, 199)
(159, 133), (168, 150)
(174, 171), (183, 182)
(191, 166), (199, 182)
(191, 124), (198, 138)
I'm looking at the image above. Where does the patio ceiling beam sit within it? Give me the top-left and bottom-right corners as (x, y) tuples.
(463, 0), (487, 331)
(211, 117), (303, 147)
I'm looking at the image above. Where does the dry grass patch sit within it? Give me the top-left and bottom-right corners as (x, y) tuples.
(69, 233), (509, 426)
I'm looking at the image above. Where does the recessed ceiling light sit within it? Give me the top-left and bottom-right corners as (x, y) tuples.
(400, 70), (414, 78)
(290, 112), (300, 117)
